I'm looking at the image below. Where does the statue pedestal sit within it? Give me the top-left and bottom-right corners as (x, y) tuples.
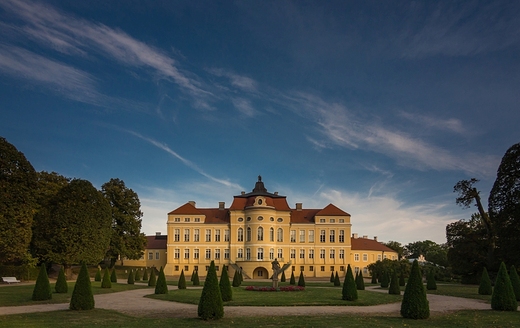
(272, 277), (279, 288)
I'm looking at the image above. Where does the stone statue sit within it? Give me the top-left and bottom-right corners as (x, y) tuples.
(271, 258), (281, 288)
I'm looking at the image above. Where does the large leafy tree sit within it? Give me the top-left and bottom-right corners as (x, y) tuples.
(488, 143), (520, 267)
(31, 179), (111, 276)
(101, 178), (146, 266)
(0, 137), (37, 264)
(405, 240), (448, 267)
(383, 241), (405, 260)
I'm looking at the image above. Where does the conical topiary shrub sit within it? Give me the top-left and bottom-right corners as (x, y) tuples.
(281, 270), (286, 282)
(399, 271), (406, 287)
(289, 271), (296, 285)
(334, 271), (341, 287)
(94, 267), (102, 282)
(330, 272), (335, 283)
(70, 262), (94, 310)
(491, 262), (517, 311)
(298, 271), (305, 287)
(110, 269), (117, 283)
(142, 268), (148, 281)
(478, 267), (492, 295)
(178, 270), (187, 289)
(191, 270), (195, 282)
(219, 266), (232, 302)
(127, 269), (135, 285)
(55, 266), (68, 294)
(134, 269), (141, 281)
(155, 266), (168, 294)
(371, 273), (377, 284)
(356, 270), (365, 290)
(355, 270), (359, 284)
(193, 270), (200, 286)
(198, 261), (224, 320)
(32, 264), (52, 301)
(342, 264), (358, 301)
(239, 270), (243, 283)
(101, 268), (112, 288)
(510, 265), (520, 301)
(148, 268), (157, 287)
(401, 260), (429, 319)
(232, 270), (240, 287)
(380, 271), (389, 288)
(389, 271), (400, 295)
(426, 269), (437, 290)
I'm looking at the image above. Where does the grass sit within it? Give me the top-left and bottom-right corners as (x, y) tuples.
(426, 284), (493, 302)
(0, 282), (149, 307)
(148, 286), (402, 306)
(0, 309), (519, 328)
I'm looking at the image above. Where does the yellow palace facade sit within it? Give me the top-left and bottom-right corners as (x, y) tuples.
(163, 177), (397, 278)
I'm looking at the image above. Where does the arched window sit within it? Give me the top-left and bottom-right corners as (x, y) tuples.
(257, 248), (264, 260)
(277, 228), (283, 242)
(257, 227), (264, 241)
(237, 228), (243, 242)
(269, 227), (274, 242)
(246, 227), (252, 242)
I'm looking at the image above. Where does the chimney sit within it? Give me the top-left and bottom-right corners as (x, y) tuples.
(274, 191), (278, 195)
(188, 201), (196, 207)
(219, 202), (225, 210)
(352, 233), (358, 239)
(296, 203), (302, 211)
(156, 232), (161, 236)
(363, 235), (368, 239)
(374, 236), (378, 241)
(241, 191), (245, 195)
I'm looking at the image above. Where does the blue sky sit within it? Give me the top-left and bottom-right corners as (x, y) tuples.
(1, 0), (519, 244)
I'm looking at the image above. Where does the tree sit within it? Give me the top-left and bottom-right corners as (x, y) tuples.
(198, 261), (224, 320)
(55, 266), (68, 293)
(405, 240), (448, 267)
(127, 269), (134, 284)
(297, 271), (305, 287)
(491, 262), (517, 311)
(101, 268), (111, 288)
(510, 266), (520, 301)
(178, 270), (187, 289)
(479, 267), (492, 295)
(32, 264), (52, 301)
(148, 268), (157, 287)
(488, 143), (520, 268)
(426, 269), (437, 290)
(70, 262), (94, 310)
(389, 270), (400, 295)
(101, 179), (146, 267)
(342, 265), (358, 301)
(289, 271), (295, 285)
(134, 269), (141, 281)
(94, 267), (102, 282)
(384, 241), (405, 260)
(334, 271), (341, 286)
(110, 269), (117, 283)
(401, 260), (429, 319)
(155, 266), (168, 294)
(31, 179), (112, 277)
(356, 270), (365, 290)
(193, 270), (200, 286)
(281, 270), (286, 282)
(219, 266), (232, 301)
(380, 272), (389, 288)
(142, 268), (148, 281)
(0, 137), (37, 264)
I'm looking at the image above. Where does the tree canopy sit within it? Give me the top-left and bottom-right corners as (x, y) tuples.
(405, 240), (448, 267)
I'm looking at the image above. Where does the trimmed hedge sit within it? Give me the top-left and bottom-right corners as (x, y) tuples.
(193, 270), (200, 286)
(297, 271), (305, 287)
(101, 268), (112, 288)
(134, 269), (141, 281)
(142, 268), (148, 281)
(400, 260), (429, 319)
(127, 269), (134, 285)
(281, 270), (286, 282)
(380, 271), (389, 288)
(198, 261), (224, 320)
(342, 264), (358, 301)
(148, 268), (157, 287)
(426, 269), (437, 290)
(232, 270), (240, 287)
(289, 271), (296, 285)
(178, 270), (187, 289)
(219, 266), (232, 302)
(70, 262), (94, 310)
(491, 262), (517, 311)
(478, 267), (492, 295)
(371, 274), (377, 284)
(110, 269), (117, 283)
(510, 265), (520, 301)
(399, 271), (406, 286)
(334, 271), (341, 287)
(55, 266), (68, 294)
(389, 271), (400, 295)
(330, 272), (335, 283)
(356, 270), (365, 290)
(32, 264), (52, 301)
(94, 267), (102, 282)
(154, 266), (168, 294)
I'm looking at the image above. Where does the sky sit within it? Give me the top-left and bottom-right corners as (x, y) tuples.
(1, 0), (519, 245)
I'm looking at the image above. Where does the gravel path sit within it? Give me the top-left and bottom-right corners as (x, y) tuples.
(0, 285), (492, 318)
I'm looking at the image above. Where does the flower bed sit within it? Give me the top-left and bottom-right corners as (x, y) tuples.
(245, 286), (305, 292)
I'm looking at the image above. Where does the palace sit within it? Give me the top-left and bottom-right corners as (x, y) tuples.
(160, 176), (397, 278)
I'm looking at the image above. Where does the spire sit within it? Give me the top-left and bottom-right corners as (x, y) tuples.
(252, 175), (267, 193)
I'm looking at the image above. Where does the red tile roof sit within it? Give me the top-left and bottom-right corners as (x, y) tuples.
(351, 237), (396, 252)
(168, 202), (203, 215)
(197, 208), (230, 224)
(146, 235), (167, 249)
(290, 209), (321, 223)
(316, 203), (351, 216)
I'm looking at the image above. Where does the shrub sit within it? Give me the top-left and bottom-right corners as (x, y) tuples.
(94, 267), (102, 282)
(32, 264), (52, 301)
(190, 270), (195, 282)
(154, 266), (168, 294)
(289, 271), (296, 285)
(371, 274), (377, 284)
(198, 261), (224, 320)
(510, 265), (520, 301)
(178, 270), (187, 289)
(142, 268), (148, 281)
(70, 262), (94, 310)
(491, 262), (517, 311)
(232, 270), (240, 287)
(400, 260), (429, 319)
(55, 266), (68, 294)
(389, 271), (400, 295)
(297, 271), (305, 287)
(193, 270), (200, 286)
(426, 269), (437, 290)
(219, 266), (232, 302)
(148, 268), (157, 287)
(281, 270), (286, 282)
(334, 271), (341, 287)
(110, 269), (117, 283)
(101, 268), (111, 288)
(134, 268), (141, 281)
(399, 271), (406, 287)
(478, 267), (492, 295)
(330, 272), (335, 283)
(380, 271), (389, 288)
(356, 270), (365, 290)
(127, 269), (135, 285)
(342, 264), (358, 301)
(239, 270), (243, 283)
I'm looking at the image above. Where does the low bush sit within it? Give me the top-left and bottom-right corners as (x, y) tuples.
(478, 267), (492, 295)
(69, 263), (94, 310)
(400, 260), (429, 319)
(55, 266), (68, 294)
(101, 268), (111, 288)
(219, 266), (232, 301)
(127, 270), (134, 285)
(178, 270), (187, 289)
(110, 269), (117, 283)
(298, 271), (306, 287)
(32, 265), (52, 301)
(154, 267), (168, 294)
(342, 264), (358, 301)
(491, 262), (517, 311)
(289, 271), (296, 285)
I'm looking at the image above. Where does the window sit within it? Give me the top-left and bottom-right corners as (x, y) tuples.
(292, 266), (295, 271)
(174, 229), (180, 242)
(300, 266), (304, 272)
(309, 230), (314, 243)
(277, 249), (283, 259)
(194, 249), (199, 259)
(330, 230), (335, 243)
(155, 252), (160, 260)
(247, 217), (251, 221)
(215, 249), (220, 259)
(237, 228), (243, 242)
(257, 248), (263, 260)
(205, 249), (211, 259)
(340, 266), (345, 271)
(246, 248), (251, 260)
(383, 254), (387, 259)
(330, 249), (335, 259)
(363, 253), (368, 261)
(184, 229), (189, 242)
(215, 229), (221, 242)
(184, 249), (189, 259)
(269, 227), (274, 242)
(238, 248), (243, 259)
(300, 249), (305, 259)
(246, 227), (252, 242)
(258, 216), (264, 221)
(224, 229), (230, 242)
(339, 230), (345, 243)
(320, 230), (326, 243)
(174, 265), (179, 271)
(174, 217), (180, 222)
(269, 248), (274, 260)
(354, 253), (360, 261)
(290, 249), (296, 259)
(270, 217), (274, 221)
(184, 217), (190, 222)
(319, 219), (326, 223)
(330, 266), (334, 272)
(205, 229), (211, 242)
(216, 266), (220, 271)
(205, 266), (209, 271)
(194, 229), (200, 242)
(339, 249), (344, 259)
(377, 254), (382, 261)
(184, 265), (189, 271)
(194, 217), (200, 222)
(174, 249), (180, 259)
(355, 267), (360, 274)
(320, 249), (325, 259)
(320, 266), (325, 272)
(330, 219), (335, 223)
(290, 230), (296, 242)
(363, 267), (368, 274)
(277, 218), (283, 222)
(277, 228), (283, 242)
(224, 249), (230, 259)
(238, 217), (244, 222)
(257, 270), (263, 277)
(257, 227), (264, 241)
(194, 265), (198, 271)
(339, 219), (344, 223)
(148, 252), (153, 260)
(309, 249), (314, 259)
(309, 266), (314, 272)
(299, 230), (305, 243)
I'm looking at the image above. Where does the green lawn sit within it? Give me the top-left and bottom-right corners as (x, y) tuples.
(426, 284), (493, 302)
(1, 309), (519, 328)
(0, 282), (150, 307)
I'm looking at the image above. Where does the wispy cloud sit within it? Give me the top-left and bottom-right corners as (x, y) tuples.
(208, 68), (258, 93)
(398, 111), (466, 134)
(231, 98), (256, 117)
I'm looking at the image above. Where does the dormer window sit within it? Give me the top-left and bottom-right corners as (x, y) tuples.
(254, 196), (266, 206)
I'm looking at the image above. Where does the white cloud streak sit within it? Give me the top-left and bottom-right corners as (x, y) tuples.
(398, 111), (466, 134)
